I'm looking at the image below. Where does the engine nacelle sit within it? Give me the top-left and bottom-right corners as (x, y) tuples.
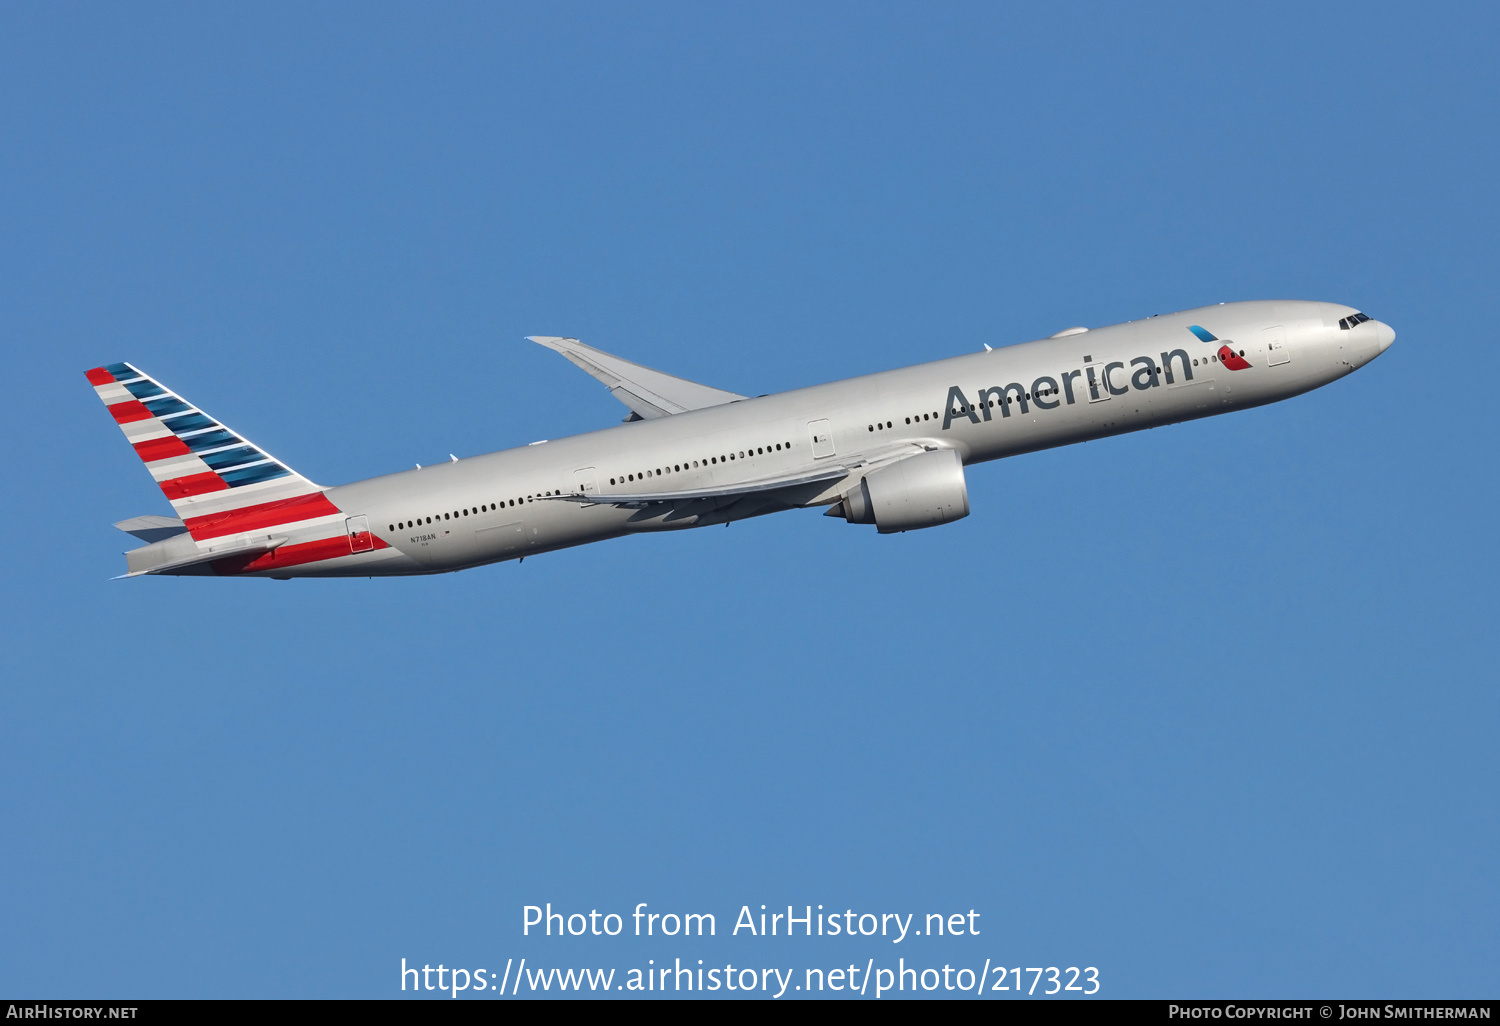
(833, 448), (970, 533)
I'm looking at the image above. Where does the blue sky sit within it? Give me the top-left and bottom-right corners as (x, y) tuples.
(1, 1), (1495, 999)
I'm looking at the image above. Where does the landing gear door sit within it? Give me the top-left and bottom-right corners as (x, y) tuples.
(346, 515), (374, 553)
(808, 419), (836, 459)
(571, 466), (599, 496)
(1263, 325), (1290, 366)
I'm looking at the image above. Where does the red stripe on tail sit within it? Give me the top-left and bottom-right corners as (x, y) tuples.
(161, 472), (231, 500)
(184, 492), (342, 540)
(85, 367), (115, 386)
(133, 436), (193, 462)
(108, 399), (154, 424)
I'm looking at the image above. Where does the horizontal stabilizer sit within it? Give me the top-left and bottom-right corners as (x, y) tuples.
(119, 534), (289, 578)
(114, 515), (188, 543)
(528, 336), (745, 420)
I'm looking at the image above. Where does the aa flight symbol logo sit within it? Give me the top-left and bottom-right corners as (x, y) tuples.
(1188, 324), (1251, 370)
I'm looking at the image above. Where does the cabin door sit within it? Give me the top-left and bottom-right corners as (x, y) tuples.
(1083, 362), (1113, 403)
(808, 419), (836, 459)
(346, 515), (374, 553)
(1263, 325), (1290, 366)
(571, 466), (599, 497)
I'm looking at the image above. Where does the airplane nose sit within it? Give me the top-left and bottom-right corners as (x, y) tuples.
(1374, 320), (1395, 353)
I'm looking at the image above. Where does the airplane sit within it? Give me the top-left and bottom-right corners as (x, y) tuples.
(87, 300), (1394, 579)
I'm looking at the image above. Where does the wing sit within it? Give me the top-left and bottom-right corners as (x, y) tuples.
(545, 440), (944, 509)
(528, 336), (746, 421)
(546, 463), (855, 508)
(116, 534), (289, 578)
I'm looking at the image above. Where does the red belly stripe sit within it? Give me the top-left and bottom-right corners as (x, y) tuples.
(215, 534), (389, 575)
(184, 492), (342, 540)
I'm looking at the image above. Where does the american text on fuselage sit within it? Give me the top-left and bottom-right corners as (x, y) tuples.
(88, 300), (1392, 578)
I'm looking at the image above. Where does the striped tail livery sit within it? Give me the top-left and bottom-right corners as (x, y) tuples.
(87, 362), (388, 577)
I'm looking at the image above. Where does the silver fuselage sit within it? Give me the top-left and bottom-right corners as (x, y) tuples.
(284, 300), (1391, 577)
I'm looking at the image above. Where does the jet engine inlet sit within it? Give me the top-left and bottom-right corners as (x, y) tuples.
(830, 448), (970, 533)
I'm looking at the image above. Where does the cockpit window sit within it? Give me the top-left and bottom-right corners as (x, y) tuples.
(1339, 312), (1372, 330)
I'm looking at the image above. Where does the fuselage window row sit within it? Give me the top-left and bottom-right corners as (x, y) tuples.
(607, 441), (793, 487)
(391, 494), (567, 532)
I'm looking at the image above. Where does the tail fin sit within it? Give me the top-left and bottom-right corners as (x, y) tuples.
(86, 362), (339, 541)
